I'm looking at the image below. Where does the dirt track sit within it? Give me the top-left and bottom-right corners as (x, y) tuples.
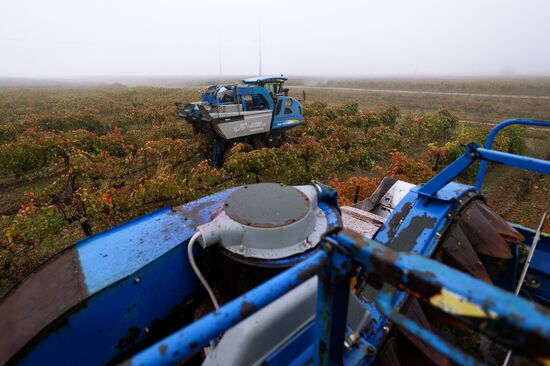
(291, 85), (550, 100)
(459, 119), (550, 133)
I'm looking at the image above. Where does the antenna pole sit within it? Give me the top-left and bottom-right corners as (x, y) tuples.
(218, 32), (222, 75)
(258, 25), (262, 76)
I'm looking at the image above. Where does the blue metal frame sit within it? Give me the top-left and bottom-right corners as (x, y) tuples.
(124, 119), (550, 366)
(128, 251), (328, 366)
(313, 240), (353, 366)
(415, 119), (550, 199)
(126, 228), (550, 366)
(333, 229), (550, 364)
(475, 119), (550, 189)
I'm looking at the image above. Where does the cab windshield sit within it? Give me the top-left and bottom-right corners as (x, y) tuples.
(263, 82), (283, 95)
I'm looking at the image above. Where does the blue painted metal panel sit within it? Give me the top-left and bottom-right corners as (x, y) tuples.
(19, 244), (199, 366)
(427, 181), (475, 201)
(363, 183), (475, 358)
(272, 96), (304, 129)
(15, 184), (342, 365)
(16, 189), (240, 365)
(374, 182), (475, 254)
(76, 188), (238, 295)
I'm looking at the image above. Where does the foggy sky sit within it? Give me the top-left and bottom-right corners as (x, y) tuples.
(1, 0), (549, 78)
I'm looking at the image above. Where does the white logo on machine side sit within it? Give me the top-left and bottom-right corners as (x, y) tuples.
(233, 121), (266, 133)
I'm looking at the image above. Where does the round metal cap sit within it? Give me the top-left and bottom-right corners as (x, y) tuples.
(224, 183), (310, 228)
(198, 183), (328, 263)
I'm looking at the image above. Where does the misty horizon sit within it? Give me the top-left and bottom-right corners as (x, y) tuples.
(2, 0), (549, 78)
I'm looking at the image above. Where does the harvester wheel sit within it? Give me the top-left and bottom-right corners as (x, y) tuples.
(211, 138), (225, 168)
(252, 134), (267, 149)
(280, 131), (287, 144)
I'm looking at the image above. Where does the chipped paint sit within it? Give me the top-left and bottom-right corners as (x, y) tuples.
(429, 289), (497, 318)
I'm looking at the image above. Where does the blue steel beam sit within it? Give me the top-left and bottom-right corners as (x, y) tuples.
(126, 251), (327, 366)
(331, 229), (550, 362)
(475, 119), (550, 189)
(414, 144), (477, 197)
(314, 237), (354, 366)
(476, 147), (550, 175)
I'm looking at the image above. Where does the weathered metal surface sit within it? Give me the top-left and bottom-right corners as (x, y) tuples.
(314, 237), (354, 366)
(439, 222), (493, 283)
(383, 202), (413, 243)
(0, 248), (86, 365)
(341, 206), (385, 239)
(341, 206), (385, 226)
(333, 229), (550, 364)
(15, 243), (201, 366)
(5, 188), (239, 365)
(198, 184), (329, 260)
(376, 181), (416, 217)
(78, 188), (237, 295)
(475, 202), (525, 243)
(514, 225), (550, 305)
(224, 183), (309, 228)
(461, 201), (519, 259)
(353, 177), (397, 213)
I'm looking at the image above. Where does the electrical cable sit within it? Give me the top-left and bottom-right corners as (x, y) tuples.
(187, 232), (220, 310)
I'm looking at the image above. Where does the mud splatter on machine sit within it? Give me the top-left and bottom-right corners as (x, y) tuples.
(1, 119), (549, 365)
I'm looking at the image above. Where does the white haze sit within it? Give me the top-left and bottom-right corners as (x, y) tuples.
(0, 0), (549, 78)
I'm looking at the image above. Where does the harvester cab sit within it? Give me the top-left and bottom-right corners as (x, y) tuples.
(176, 76), (303, 167)
(242, 75), (289, 100)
